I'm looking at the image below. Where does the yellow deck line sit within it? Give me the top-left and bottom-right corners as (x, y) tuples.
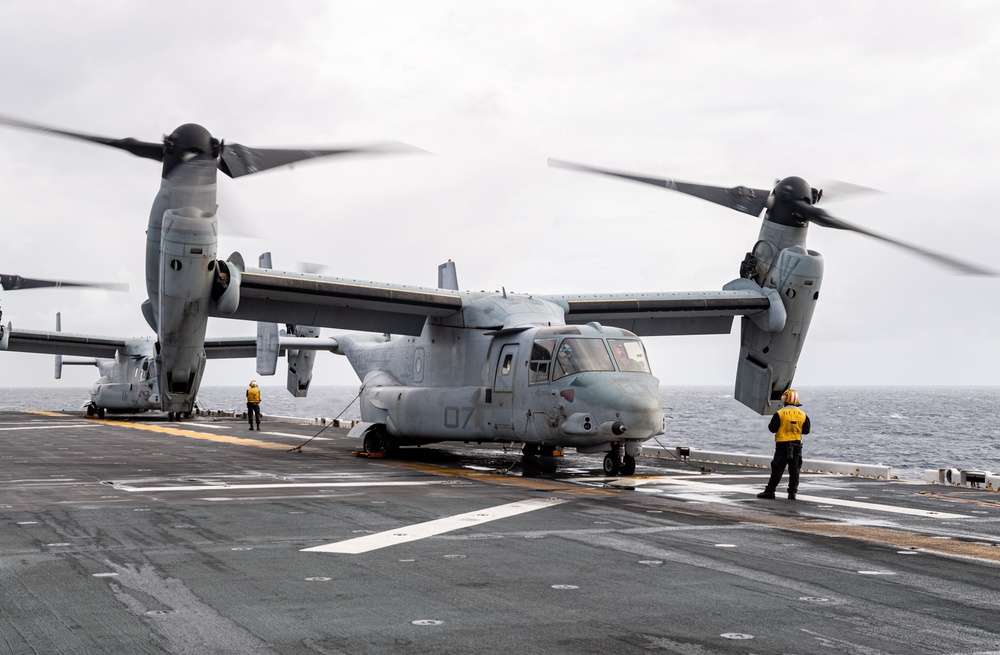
(26, 411), (629, 495)
(88, 418), (290, 450)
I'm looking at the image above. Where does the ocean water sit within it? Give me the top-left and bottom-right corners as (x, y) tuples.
(2, 385), (996, 481)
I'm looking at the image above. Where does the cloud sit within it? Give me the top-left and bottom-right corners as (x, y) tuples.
(0, 0), (997, 391)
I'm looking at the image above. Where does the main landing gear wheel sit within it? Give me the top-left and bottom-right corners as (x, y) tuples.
(363, 430), (381, 454)
(86, 405), (106, 419)
(363, 426), (396, 455)
(603, 453), (621, 476)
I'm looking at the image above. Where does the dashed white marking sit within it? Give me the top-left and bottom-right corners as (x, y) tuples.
(303, 497), (568, 554)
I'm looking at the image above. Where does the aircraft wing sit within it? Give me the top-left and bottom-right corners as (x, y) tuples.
(0, 326), (126, 358)
(212, 268), (465, 336)
(541, 288), (773, 336)
(204, 335), (339, 359)
(204, 336), (256, 359)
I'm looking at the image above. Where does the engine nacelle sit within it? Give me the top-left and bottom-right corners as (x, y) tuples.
(734, 244), (824, 414)
(158, 207), (215, 404)
(286, 325), (320, 397)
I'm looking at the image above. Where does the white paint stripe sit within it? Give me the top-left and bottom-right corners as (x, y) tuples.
(785, 493), (969, 518)
(641, 478), (970, 519)
(116, 480), (457, 492)
(303, 497), (568, 554)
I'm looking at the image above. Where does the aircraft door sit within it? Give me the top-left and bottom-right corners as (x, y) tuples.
(492, 344), (519, 433)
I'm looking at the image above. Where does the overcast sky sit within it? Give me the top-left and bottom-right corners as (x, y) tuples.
(0, 1), (997, 393)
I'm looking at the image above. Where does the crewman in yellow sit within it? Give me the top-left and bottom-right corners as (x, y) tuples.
(246, 380), (261, 431)
(757, 389), (810, 500)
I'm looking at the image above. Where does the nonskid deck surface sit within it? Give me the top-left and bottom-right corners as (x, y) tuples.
(2, 411), (998, 655)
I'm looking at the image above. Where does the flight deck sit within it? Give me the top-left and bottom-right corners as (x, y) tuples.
(2, 411), (999, 654)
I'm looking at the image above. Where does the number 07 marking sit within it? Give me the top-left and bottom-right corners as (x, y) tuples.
(444, 406), (473, 429)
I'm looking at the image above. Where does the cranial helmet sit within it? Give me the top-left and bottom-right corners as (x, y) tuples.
(782, 389), (800, 406)
(250, 380), (258, 387)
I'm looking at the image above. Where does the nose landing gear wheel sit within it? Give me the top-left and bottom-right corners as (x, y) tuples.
(621, 455), (636, 476)
(603, 452), (621, 476)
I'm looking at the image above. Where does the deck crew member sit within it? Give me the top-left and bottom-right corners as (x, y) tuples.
(246, 380), (261, 431)
(757, 389), (810, 500)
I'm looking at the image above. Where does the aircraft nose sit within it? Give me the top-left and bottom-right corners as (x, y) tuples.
(591, 375), (663, 436)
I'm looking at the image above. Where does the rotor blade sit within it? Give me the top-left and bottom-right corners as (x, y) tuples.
(798, 203), (998, 276)
(0, 274), (129, 291)
(816, 179), (886, 204)
(548, 158), (772, 217)
(219, 141), (425, 178)
(0, 114), (163, 162)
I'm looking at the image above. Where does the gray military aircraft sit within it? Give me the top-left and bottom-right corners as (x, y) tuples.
(1, 310), (338, 418)
(0, 114), (413, 418)
(170, 160), (990, 476)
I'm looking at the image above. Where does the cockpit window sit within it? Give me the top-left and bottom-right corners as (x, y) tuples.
(529, 338), (557, 384)
(608, 339), (651, 373)
(553, 338), (615, 380)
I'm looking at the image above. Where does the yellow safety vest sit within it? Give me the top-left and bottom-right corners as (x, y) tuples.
(247, 387), (261, 403)
(774, 406), (806, 443)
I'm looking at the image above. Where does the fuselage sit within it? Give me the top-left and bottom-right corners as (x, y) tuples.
(335, 293), (666, 455)
(90, 340), (160, 414)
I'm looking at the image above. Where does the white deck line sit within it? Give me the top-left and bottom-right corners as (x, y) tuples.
(618, 477), (970, 519)
(302, 497), (568, 554)
(644, 445), (893, 479)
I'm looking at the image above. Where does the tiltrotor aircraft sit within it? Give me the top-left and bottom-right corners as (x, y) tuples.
(0, 254), (339, 417)
(0, 308), (338, 418)
(4, 110), (993, 473)
(174, 158), (987, 476)
(0, 114), (412, 418)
